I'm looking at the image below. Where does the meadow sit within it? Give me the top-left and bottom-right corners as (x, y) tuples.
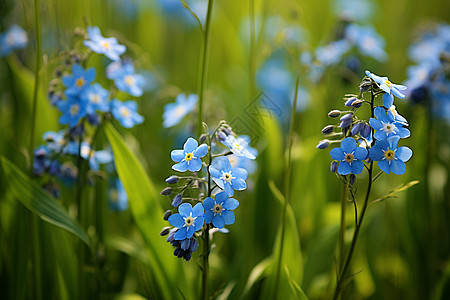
(0, 0), (449, 299)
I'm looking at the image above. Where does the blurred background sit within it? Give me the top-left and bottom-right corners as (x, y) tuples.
(0, 0), (449, 299)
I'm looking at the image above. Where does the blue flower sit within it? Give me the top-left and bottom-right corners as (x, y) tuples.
(369, 136), (413, 175)
(0, 25), (28, 56)
(171, 137), (208, 172)
(65, 142), (113, 170)
(168, 203), (204, 240)
(387, 105), (408, 126)
(330, 137), (368, 175)
(62, 64), (96, 97)
(106, 61), (145, 97)
(369, 107), (410, 140)
(110, 99), (144, 128)
(163, 94), (198, 128)
(365, 70), (407, 108)
(222, 135), (257, 159)
(43, 130), (66, 152)
(345, 24), (388, 62)
(315, 40), (351, 66)
(83, 26), (126, 61)
(80, 83), (110, 114)
(209, 156), (247, 196)
(57, 96), (87, 128)
(33, 146), (51, 176)
(203, 191), (239, 229)
(108, 178), (128, 211)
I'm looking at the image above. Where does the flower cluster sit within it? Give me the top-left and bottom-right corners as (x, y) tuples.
(404, 23), (450, 123)
(317, 70), (412, 177)
(0, 25), (28, 57)
(160, 122), (257, 261)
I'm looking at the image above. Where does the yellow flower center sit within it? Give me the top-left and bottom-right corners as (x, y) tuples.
(185, 153), (193, 161)
(119, 107), (130, 117)
(213, 203), (223, 214)
(89, 94), (101, 103)
(384, 80), (392, 88)
(384, 150), (395, 161)
(175, 106), (187, 117)
(345, 153), (354, 163)
(124, 75), (136, 86)
(235, 143), (241, 150)
(75, 78), (85, 87)
(69, 104), (80, 116)
(184, 216), (194, 227)
(101, 41), (111, 49)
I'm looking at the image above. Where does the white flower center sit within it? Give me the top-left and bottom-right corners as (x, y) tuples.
(175, 105), (187, 118)
(124, 75), (136, 87)
(119, 107), (130, 117)
(184, 215), (195, 227)
(89, 94), (101, 103)
(70, 104), (80, 116)
(382, 122), (396, 133)
(213, 203), (223, 215)
(222, 171), (234, 182)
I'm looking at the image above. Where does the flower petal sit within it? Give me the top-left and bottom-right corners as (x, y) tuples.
(354, 147), (368, 160)
(231, 167), (248, 180)
(178, 203), (192, 217)
(212, 215), (225, 229)
(214, 191), (228, 204)
(187, 158), (202, 172)
(204, 210), (214, 224)
(168, 214), (184, 228)
(184, 138), (198, 153)
(194, 143), (208, 158)
(337, 161), (351, 175)
(222, 210), (235, 225)
(203, 197), (215, 210)
(193, 216), (204, 230)
(172, 161), (188, 172)
(174, 228), (187, 240)
(192, 203), (204, 218)
(378, 160), (391, 174)
(340, 137), (356, 153)
(171, 149), (185, 162)
(390, 159), (406, 175)
(382, 93), (394, 108)
(330, 148), (345, 161)
(212, 157), (231, 172)
(224, 183), (234, 196)
(223, 198), (239, 210)
(231, 178), (247, 191)
(369, 118), (382, 130)
(396, 147), (412, 162)
(351, 161), (364, 174)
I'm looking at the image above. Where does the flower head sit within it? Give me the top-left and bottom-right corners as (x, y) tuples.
(203, 191), (239, 229)
(163, 94), (198, 128)
(110, 99), (144, 128)
(65, 142), (113, 170)
(369, 136), (412, 175)
(57, 96), (87, 128)
(43, 130), (66, 152)
(84, 26), (126, 61)
(330, 137), (368, 175)
(80, 83), (110, 114)
(62, 64), (96, 97)
(171, 137), (208, 172)
(209, 156), (247, 196)
(222, 135), (257, 159)
(0, 25), (28, 56)
(106, 61), (145, 97)
(345, 24), (387, 62)
(168, 203), (204, 240)
(369, 107), (410, 140)
(365, 70), (407, 108)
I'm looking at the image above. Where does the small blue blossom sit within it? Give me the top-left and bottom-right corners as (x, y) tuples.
(65, 142), (113, 170)
(171, 137), (208, 172)
(203, 191), (239, 229)
(57, 96), (87, 128)
(209, 156), (247, 196)
(369, 136), (413, 175)
(163, 94), (198, 128)
(80, 83), (110, 114)
(345, 24), (388, 62)
(43, 130), (66, 152)
(84, 26), (126, 61)
(315, 40), (351, 67)
(365, 70), (407, 108)
(369, 107), (410, 140)
(110, 99), (144, 128)
(108, 178), (128, 211)
(387, 105), (409, 126)
(33, 146), (51, 176)
(106, 61), (145, 97)
(168, 203), (204, 240)
(228, 154), (257, 176)
(222, 135), (257, 160)
(62, 64), (96, 97)
(330, 137), (368, 175)
(0, 25), (28, 56)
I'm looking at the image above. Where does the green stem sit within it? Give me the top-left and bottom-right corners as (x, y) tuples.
(30, 1), (43, 299)
(249, 0), (256, 102)
(339, 182), (347, 273)
(196, 0), (214, 137)
(273, 73), (301, 298)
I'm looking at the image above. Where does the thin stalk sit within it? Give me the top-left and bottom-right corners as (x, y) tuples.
(196, 0), (214, 137)
(332, 86), (376, 300)
(339, 182), (347, 273)
(249, 0), (256, 102)
(273, 73), (301, 298)
(30, 1), (43, 299)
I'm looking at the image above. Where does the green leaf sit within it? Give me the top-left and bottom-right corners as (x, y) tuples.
(104, 123), (185, 299)
(1, 156), (91, 247)
(371, 180), (420, 204)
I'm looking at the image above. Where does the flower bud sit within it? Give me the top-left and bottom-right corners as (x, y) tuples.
(160, 187), (173, 196)
(160, 226), (171, 236)
(351, 99), (363, 108)
(360, 79), (372, 93)
(321, 125), (334, 135)
(330, 161), (338, 173)
(349, 174), (356, 185)
(163, 210), (172, 220)
(360, 123), (371, 138)
(340, 113), (353, 122)
(217, 131), (227, 141)
(328, 110), (341, 118)
(344, 97), (357, 107)
(165, 175), (179, 184)
(199, 134), (208, 144)
(172, 194), (182, 207)
(316, 139), (330, 149)
(351, 123), (362, 136)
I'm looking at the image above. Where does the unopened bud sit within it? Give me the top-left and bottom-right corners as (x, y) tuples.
(349, 174), (356, 185)
(351, 123), (362, 136)
(344, 97), (357, 107)
(351, 99), (363, 108)
(217, 131), (227, 141)
(316, 139), (330, 149)
(199, 134), (207, 144)
(321, 125), (334, 135)
(330, 161), (338, 173)
(172, 194), (182, 207)
(165, 175), (179, 184)
(328, 110), (341, 118)
(160, 187), (173, 196)
(360, 80), (372, 93)
(160, 227), (171, 236)
(163, 210), (172, 220)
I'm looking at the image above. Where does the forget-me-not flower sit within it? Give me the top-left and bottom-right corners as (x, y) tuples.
(330, 137), (368, 175)
(203, 191), (239, 229)
(209, 156), (247, 196)
(345, 24), (388, 62)
(84, 26), (126, 61)
(0, 25), (28, 56)
(43, 130), (66, 152)
(168, 203), (204, 240)
(62, 64), (96, 96)
(65, 142), (113, 170)
(80, 83), (110, 114)
(365, 70), (407, 108)
(171, 137), (208, 172)
(106, 61), (145, 97)
(222, 135), (257, 159)
(163, 94), (198, 128)
(369, 107), (410, 140)
(369, 136), (412, 175)
(110, 99), (144, 128)
(57, 96), (87, 128)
